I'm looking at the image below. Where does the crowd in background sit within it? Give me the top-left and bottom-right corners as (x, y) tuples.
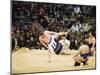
(12, 1), (96, 51)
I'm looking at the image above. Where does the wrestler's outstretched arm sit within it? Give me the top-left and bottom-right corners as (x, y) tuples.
(44, 30), (57, 35)
(55, 29), (71, 37)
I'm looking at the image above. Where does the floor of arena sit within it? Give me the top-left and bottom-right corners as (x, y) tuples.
(12, 48), (96, 74)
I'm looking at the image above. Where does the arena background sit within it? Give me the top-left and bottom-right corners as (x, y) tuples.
(12, 1), (96, 51)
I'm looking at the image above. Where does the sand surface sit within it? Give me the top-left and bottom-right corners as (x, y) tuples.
(12, 48), (96, 74)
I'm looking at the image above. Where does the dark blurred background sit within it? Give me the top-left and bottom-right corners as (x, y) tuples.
(11, 1), (96, 51)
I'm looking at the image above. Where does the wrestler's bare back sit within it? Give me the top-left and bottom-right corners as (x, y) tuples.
(39, 35), (50, 44)
(39, 31), (52, 44)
